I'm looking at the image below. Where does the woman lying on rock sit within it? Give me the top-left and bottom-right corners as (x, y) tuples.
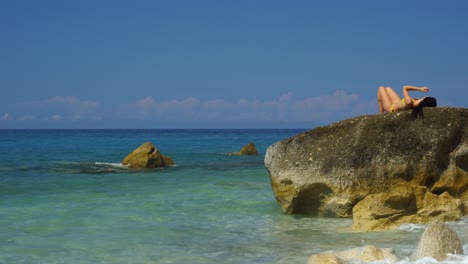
(377, 85), (437, 118)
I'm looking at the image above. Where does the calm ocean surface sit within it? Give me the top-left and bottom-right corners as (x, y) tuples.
(1, 129), (467, 264)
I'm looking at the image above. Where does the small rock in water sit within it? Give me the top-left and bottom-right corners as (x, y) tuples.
(122, 142), (174, 169)
(230, 142), (258, 156)
(308, 245), (399, 264)
(412, 220), (464, 261)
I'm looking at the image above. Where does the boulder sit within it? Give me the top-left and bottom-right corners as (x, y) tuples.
(264, 107), (468, 230)
(122, 142), (174, 169)
(308, 245), (399, 264)
(412, 220), (464, 261)
(231, 142), (258, 155)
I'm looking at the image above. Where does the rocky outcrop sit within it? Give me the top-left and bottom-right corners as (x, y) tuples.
(352, 184), (463, 231)
(264, 107), (468, 230)
(230, 142), (258, 155)
(308, 245), (398, 264)
(122, 142), (174, 169)
(412, 220), (464, 261)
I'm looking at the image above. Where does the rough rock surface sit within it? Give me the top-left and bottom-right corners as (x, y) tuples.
(352, 184), (463, 231)
(231, 142), (258, 155)
(264, 107), (468, 230)
(308, 245), (399, 264)
(308, 253), (342, 264)
(122, 142), (174, 169)
(412, 220), (464, 261)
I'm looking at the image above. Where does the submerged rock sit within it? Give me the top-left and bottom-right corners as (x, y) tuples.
(308, 252), (342, 264)
(308, 245), (399, 264)
(122, 142), (174, 169)
(264, 107), (468, 230)
(230, 142), (258, 155)
(412, 220), (464, 261)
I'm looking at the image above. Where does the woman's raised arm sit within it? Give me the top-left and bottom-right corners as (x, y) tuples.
(402, 86), (429, 105)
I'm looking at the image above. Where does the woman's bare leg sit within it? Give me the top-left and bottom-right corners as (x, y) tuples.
(377, 89), (384, 113)
(385, 87), (402, 106)
(377, 86), (392, 113)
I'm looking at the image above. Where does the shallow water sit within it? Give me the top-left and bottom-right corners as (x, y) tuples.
(0, 129), (467, 264)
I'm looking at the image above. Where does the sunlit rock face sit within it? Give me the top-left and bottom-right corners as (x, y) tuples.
(265, 107), (468, 231)
(230, 142), (258, 156)
(122, 142), (174, 169)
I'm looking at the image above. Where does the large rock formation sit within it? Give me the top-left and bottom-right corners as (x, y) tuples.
(264, 107), (468, 231)
(412, 220), (464, 261)
(122, 142), (174, 169)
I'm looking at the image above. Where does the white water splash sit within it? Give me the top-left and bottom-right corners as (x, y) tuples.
(399, 223), (427, 232)
(94, 162), (128, 168)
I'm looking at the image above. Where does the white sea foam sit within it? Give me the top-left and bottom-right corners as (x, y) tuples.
(399, 223), (427, 232)
(94, 162), (128, 168)
(450, 216), (468, 226)
(394, 220), (468, 264)
(361, 254), (468, 264)
(399, 218), (468, 232)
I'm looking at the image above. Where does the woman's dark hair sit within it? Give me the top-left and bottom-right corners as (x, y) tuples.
(411, 97), (437, 119)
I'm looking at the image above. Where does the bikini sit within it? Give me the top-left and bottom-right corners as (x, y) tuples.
(390, 99), (406, 113)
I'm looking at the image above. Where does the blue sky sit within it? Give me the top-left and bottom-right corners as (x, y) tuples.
(1, 0), (467, 129)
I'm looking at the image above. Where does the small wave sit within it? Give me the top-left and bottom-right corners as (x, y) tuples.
(94, 162), (128, 168)
(399, 223), (426, 232)
(52, 161), (129, 174)
(220, 152), (264, 157)
(220, 152), (239, 156)
(449, 216), (468, 226)
(399, 243), (468, 263)
(360, 254), (468, 264)
(413, 256), (439, 263)
(399, 218), (468, 233)
(443, 253), (468, 264)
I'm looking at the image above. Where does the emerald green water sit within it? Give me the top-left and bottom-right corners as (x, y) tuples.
(1, 130), (467, 264)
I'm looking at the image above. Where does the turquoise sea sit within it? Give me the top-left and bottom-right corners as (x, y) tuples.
(1, 129), (467, 264)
